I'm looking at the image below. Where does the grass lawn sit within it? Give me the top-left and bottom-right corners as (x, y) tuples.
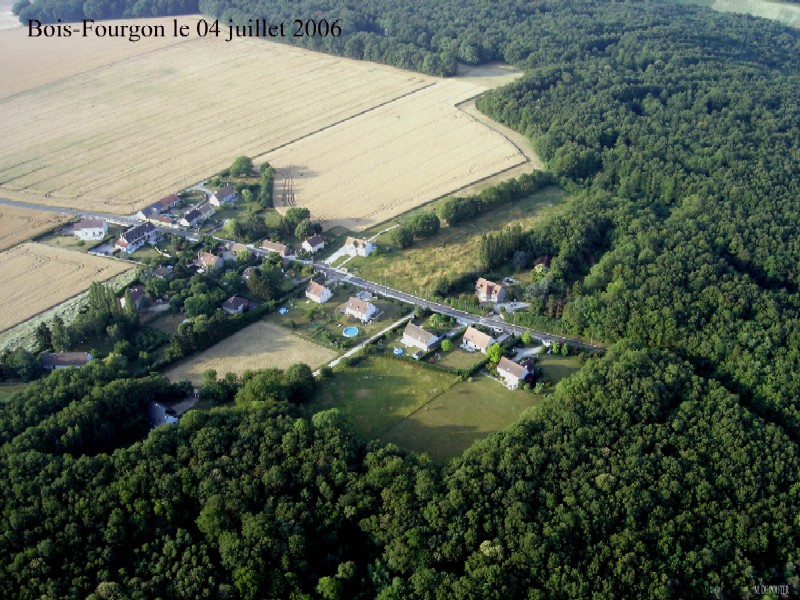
(435, 344), (485, 371)
(380, 375), (541, 462)
(35, 224), (125, 254)
(149, 313), (185, 335)
(538, 354), (582, 387)
(163, 321), (338, 386)
(0, 383), (27, 401)
(270, 284), (411, 350)
(307, 355), (458, 439)
(347, 187), (567, 295)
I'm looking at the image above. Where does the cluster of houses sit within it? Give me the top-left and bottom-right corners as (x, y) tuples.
(134, 186), (238, 230)
(460, 325), (534, 389)
(260, 235), (375, 260)
(259, 234), (326, 259)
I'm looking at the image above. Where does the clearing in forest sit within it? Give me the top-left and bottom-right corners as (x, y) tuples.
(163, 321), (338, 386)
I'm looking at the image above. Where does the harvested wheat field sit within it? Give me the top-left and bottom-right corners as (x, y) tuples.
(268, 78), (528, 230)
(0, 26), (430, 212)
(164, 321), (338, 386)
(0, 205), (69, 251)
(0, 243), (132, 332)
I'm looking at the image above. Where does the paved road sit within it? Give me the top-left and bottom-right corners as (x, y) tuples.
(0, 197), (140, 226)
(3, 196), (603, 352)
(312, 264), (604, 353)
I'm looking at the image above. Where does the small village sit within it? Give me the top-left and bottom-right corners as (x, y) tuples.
(7, 161), (593, 458)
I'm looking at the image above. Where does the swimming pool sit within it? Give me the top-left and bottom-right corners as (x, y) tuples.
(342, 326), (359, 337)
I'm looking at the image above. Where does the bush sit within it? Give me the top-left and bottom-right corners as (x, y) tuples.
(230, 155), (254, 177)
(391, 225), (413, 249)
(441, 339), (453, 352)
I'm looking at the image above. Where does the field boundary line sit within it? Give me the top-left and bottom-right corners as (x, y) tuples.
(374, 373), (462, 438)
(254, 82), (439, 160)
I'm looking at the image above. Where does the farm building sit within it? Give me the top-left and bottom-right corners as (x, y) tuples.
(344, 297), (376, 322)
(115, 222), (158, 253)
(136, 193), (180, 220)
(41, 352), (92, 371)
(402, 322), (439, 352)
(73, 218), (107, 241)
(475, 277), (507, 303)
(496, 357), (533, 390)
(261, 240), (291, 257)
(344, 237), (376, 257)
(222, 296), (249, 315)
(198, 202), (216, 220)
(461, 326), (495, 353)
(210, 185), (237, 206)
(148, 214), (177, 228)
(306, 281), (333, 304)
(302, 234), (325, 254)
(155, 193), (180, 211)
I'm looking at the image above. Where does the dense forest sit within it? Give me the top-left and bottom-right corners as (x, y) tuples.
(12, 0), (198, 22)
(5, 0), (800, 597)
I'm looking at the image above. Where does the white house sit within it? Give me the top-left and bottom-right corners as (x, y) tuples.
(210, 185), (237, 206)
(461, 326), (495, 353)
(73, 218), (107, 241)
(302, 234), (325, 254)
(344, 297), (376, 322)
(115, 222), (158, 253)
(306, 281), (333, 304)
(496, 357), (533, 390)
(401, 322), (439, 352)
(475, 278), (507, 303)
(41, 352), (92, 371)
(344, 237), (376, 257)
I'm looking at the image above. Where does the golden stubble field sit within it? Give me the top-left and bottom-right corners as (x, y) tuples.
(0, 205), (69, 251)
(0, 243), (132, 332)
(0, 21), (430, 212)
(164, 321), (338, 386)
(269, 78), (528, 230)
(0, 20), (535, 224)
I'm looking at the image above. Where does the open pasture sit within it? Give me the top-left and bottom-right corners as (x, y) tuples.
(0, 29), (430, 212)
(163, 321), (338, 386)
(0, 243), (132, 332)
(380, 375), (541, 461)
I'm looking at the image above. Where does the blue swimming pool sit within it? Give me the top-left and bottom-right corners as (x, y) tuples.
(342, 326), (359, 337)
